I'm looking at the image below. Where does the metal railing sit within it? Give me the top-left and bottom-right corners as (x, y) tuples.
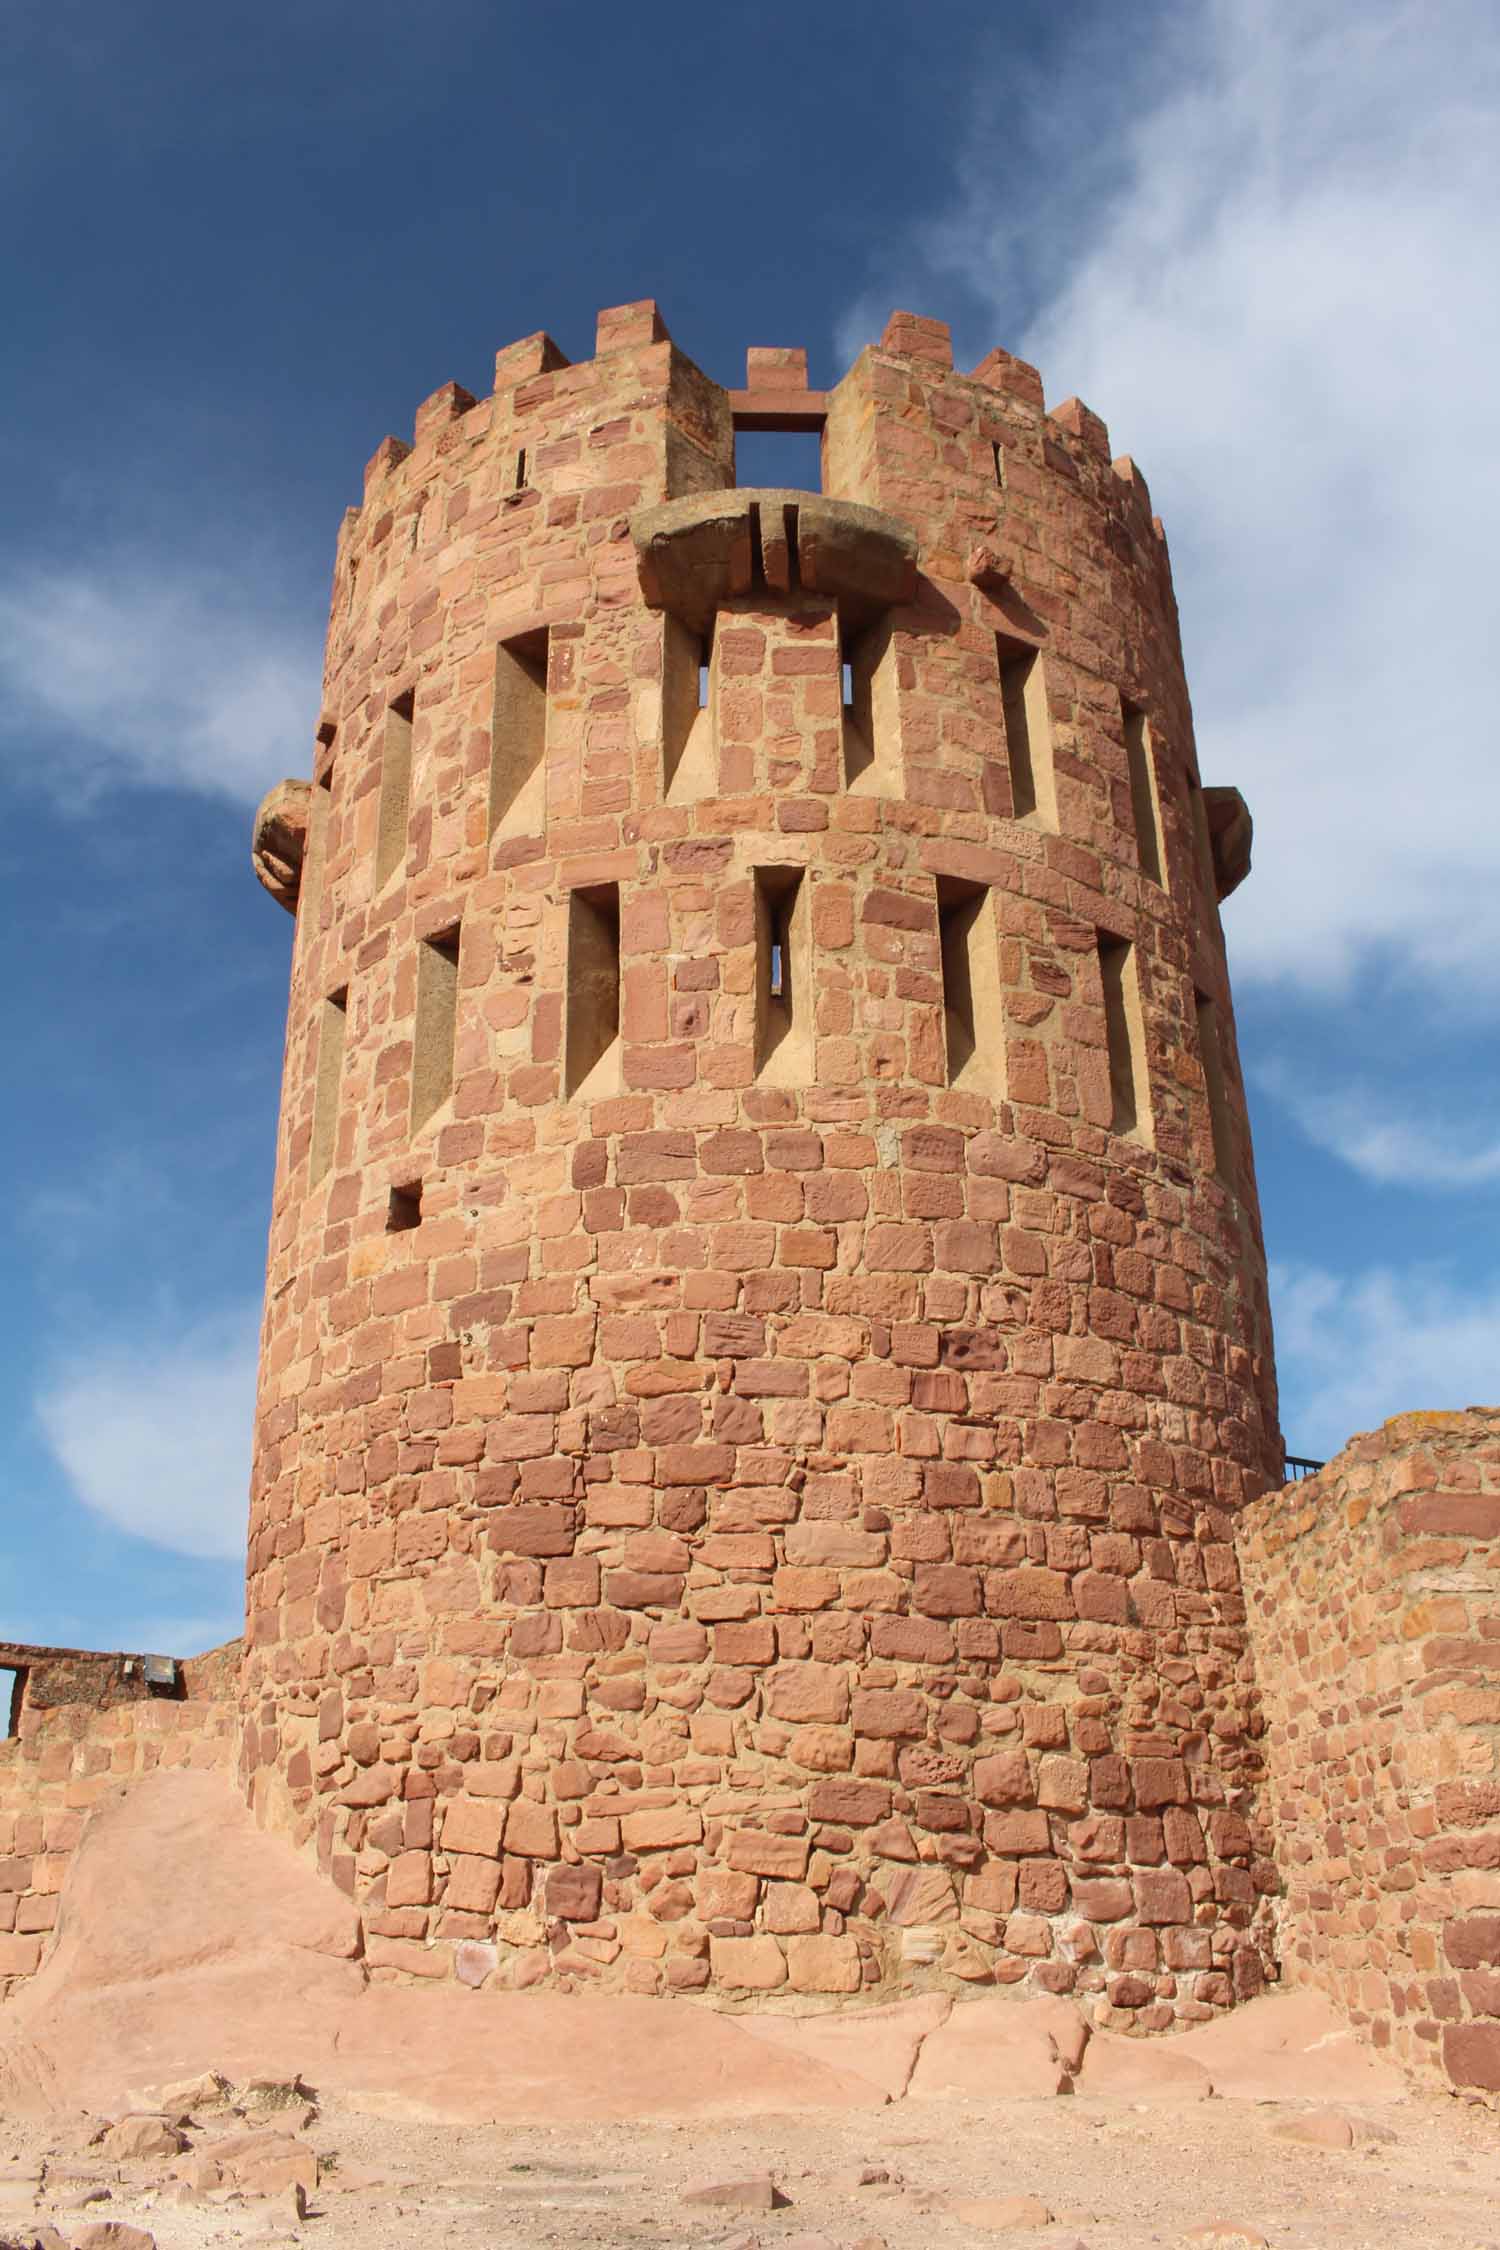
(1283, 1454), (1325, 1481)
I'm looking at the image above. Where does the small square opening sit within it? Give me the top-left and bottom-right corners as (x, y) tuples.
(387, 1183), (423, 1232)
(733, 429), (823, 493)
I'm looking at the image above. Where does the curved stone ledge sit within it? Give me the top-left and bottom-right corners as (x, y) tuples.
(252, 779), (312, 912)
(632, 488), (917, 631)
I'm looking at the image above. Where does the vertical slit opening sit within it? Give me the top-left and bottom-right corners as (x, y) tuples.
(1195, 991), (1235, 1184)
(664, 614), (715, 802)
(298, 759), (334, 942)
(514, 448), (528, 490)
(754, 867), (810, 1084)
(565, 885), (621, 1100)
(842, 619), (899, 796)
(489, 629), (549, 839)
(747, 501), (766, 592)
(993, 441), (1006, 488)
(2, 1666), (24, 1740)
(783, 503), (801, 591)
(375, 691), (414, 890)
(937, 879), (1004, 1095)
(1187, 775), (1219, 908)
(1098, 934), (1151, 1143)
(998, 642), (1056, 829)
(310, 986), (349, 1184)
(1123, 700), (1166, 888)
(412, 927), (460, 1130)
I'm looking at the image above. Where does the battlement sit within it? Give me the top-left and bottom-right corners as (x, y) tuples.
(349, 302), (1171, 575)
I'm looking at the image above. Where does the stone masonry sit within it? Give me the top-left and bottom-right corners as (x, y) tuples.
(1240, 1410), (1500, 2096)
(0, 1641), (237, 1986)
(235, 301), (1287, 2022)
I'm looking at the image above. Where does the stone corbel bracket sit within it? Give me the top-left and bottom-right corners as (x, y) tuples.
(632, 488), (917, 634)
(252, 778), (312, 912)
(1204, 785), (1253, 899)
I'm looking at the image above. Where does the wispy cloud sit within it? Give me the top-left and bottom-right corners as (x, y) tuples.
(1273, 1259), (1500, 1461)
(1260, 1063), (1500, 1190)
(852, 0), (1500, 1001)
(0, 556), (321, 806)
(34, 1303), (259, 1561)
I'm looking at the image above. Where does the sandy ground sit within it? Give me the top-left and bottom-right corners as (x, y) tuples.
(5, 2079), (1499, 2250)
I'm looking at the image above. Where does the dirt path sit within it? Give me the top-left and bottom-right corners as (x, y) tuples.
(5, 2077), (1498, 2250)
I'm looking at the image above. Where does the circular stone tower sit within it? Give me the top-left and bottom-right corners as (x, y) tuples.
(245, 300), (1281, 2026)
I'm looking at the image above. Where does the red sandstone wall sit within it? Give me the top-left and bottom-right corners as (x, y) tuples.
(1238, 1412), (1500, 2095)
(244, 302), (1281, 2018)
(0, 1642), (238, 1991)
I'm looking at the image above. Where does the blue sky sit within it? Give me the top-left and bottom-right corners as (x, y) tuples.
(4, 0), (1499, 1658)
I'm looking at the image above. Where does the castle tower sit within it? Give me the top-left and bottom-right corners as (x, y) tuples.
(246, 302), (1280, 2024)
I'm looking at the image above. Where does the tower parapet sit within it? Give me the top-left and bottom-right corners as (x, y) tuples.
(245, 301), (1280, 2022)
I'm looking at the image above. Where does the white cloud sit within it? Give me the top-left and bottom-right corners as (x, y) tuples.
(35, 1305), (259, 1561)
(0, 558), (321, 806)
(861, 0), (1500, 1000)
(1260, 1064), (1500, 1189)
(1273, 1260), (1500, 1462)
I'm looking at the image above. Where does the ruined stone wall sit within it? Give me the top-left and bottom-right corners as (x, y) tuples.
(0, 1641), (238, 1991)
(244, 301), (1281, 2019)
(1238, 1412), (1500, 2095)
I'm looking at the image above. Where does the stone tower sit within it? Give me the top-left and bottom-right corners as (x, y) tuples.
(246, 301), (1279, 2024)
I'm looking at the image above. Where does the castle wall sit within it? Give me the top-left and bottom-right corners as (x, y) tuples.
(1238, 1412), (1500, 2095)
(244, 302), (1282, 2018)
(0, 1641), (238, 1991)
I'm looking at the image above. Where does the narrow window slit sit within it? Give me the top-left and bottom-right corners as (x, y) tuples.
(747, 501), (766, 592)
(993, 441), (1006, 488)
(754, 868), (810, 1084)
(998, 641), (1057, 829)
(842, 621), (899, 795)
(2, 1666), (25, 1739)
(1187, 775), (1219, 907)
(386, 1182), (423, 1232)
(489, 629), (548, 839)
(514, 447), (528, 490)
(309, 986), (348, 1184)
(411, 927), (460, 1129)
(1123, 700), (1166, 888)
(938, 879), (1004, 1094)
(1195, 992), (1235, 1184)
(664, 616), (715, 801)
(783, 503), (801, 591)
(374, 691), (414, 889)
(565, 884), (621, 1100)
(1098, 934), (1151, 1143)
